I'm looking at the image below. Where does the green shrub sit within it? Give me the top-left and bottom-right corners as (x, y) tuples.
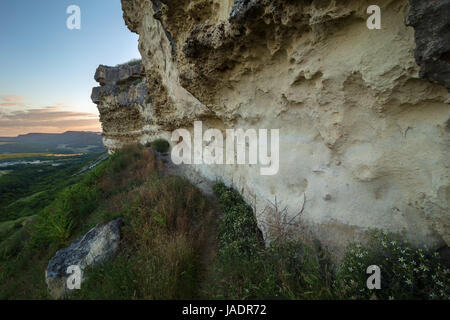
(29, 160), (108, 248)
(126, 58), (141, 66)
(115, 58), (141, 67)
(205, 182), (334, 300)
(0, 226), (29, 261)
(146, 139), (170, 153)
(336, 230), (450, 300)
(214, 183), (264, 260)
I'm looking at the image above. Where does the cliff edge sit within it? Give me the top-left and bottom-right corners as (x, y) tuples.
(92, 0), (450, 259)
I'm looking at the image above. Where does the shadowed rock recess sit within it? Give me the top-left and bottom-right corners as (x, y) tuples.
(92, 0), (450, 260)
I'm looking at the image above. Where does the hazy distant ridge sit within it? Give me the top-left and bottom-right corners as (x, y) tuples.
(0, 131), (105, 154)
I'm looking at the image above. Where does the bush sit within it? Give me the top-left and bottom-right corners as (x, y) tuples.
(205, 182), (334, 299)
(29, 159), (108, 248)
(214, 183), (264, 259)
(71, 256), (137, 300)
(29, 206), (74, 248)
(115, 58), (141, 67)
(146, 139), (170, 154)
(126, 58), (141, 66)
(336, 230), (450, 300)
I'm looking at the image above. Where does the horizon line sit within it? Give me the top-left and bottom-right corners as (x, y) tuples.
(0, 130), (103, 138)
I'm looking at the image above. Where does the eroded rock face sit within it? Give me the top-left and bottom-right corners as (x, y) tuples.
(405, 0), (450, 91)
(94, 0), (450, 260)
(91, 63), (153, 149)
(45, 219), (123, 299)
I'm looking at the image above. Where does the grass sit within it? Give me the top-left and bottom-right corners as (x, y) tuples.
(0, 153), (106, 222)
(72, 146), (213, 299)
(116, 58), (142, 67)
(1, 144), (448, 300)
(0, 152), (112, 298)
(0, 216), (29, 243)
(203, 183), (450, 300)
(118, 78), (143, 93)
(126, 58), (141, 66)
(0, 217), (52, 299)
(203, 182), (335, 299)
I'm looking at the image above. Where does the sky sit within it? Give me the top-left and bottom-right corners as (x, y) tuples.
(0, 0), (141, 136)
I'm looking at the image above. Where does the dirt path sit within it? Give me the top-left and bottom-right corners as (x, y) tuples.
(150, 148), (221, 296)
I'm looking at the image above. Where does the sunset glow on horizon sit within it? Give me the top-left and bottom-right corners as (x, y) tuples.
(0, 0), (140, 137)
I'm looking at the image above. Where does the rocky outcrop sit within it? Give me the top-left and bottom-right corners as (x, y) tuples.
(93, 0), (450, 260)
(91, 63), (151, 149)
(405, 0), (450, 91)
(45, 219), (123, 299)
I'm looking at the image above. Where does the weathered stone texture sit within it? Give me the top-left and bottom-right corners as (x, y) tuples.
(46, 219), (123, 299)
(93, 0), (450, 260)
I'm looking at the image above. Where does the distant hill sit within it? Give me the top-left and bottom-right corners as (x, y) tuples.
(0, 131), (105, 154)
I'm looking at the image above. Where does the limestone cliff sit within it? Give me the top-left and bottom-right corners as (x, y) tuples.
(93, 0), (450, 259)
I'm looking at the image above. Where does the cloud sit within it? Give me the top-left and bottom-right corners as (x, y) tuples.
(0, 95), (27, 107)
(0, 105), (101, 136)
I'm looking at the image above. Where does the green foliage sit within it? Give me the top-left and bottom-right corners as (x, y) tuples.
(75, 174), (211, 299)
(0, 231), (52, 299)
(71, 257), (137, 300)
(206, 182), (334, 300)
(0, 225), (29, 261)
(0, 146), (157, 299)
(264, 241), (335, 299)
(29, 160), (108, 248)
(336, 230), (450, 300)
(0, 153), (104, 222)
(126, 58), (141, 66)
(146, 139), (170, 153)
(30, 207), (74, 248)
(213, 182), (264, 260)
(0, 154), (107, 298)
(116, 58), (141, 67)
(0, 217), (27, 243)
(132, 78), (143, 86)
(2, 144), (447, 301)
